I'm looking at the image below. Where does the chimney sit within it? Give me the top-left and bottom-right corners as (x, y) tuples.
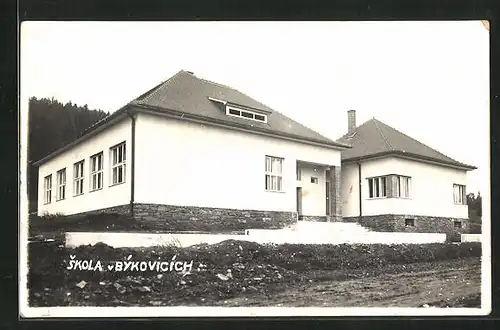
(347, 110), (356, 135)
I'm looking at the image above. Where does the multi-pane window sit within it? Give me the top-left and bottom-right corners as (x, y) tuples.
(56, 168), (66, 201)
(265, 156), (283, 192)
(368, 176), (388, 198)
(43, 174), (52, 204)
(74, 160), (84, 196)
(395, 176), (411, 198)
(227, 106), (268, 123)
(110, 142), (126, 185)
(90, 152), (104, 191)
(453, 184), (466, 205)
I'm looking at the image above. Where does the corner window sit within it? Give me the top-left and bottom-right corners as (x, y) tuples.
(368, 176), (388, 198)
(395, 175), (411, 198)
(43, 174), (52, 204)
(265, 156), (283, 192)
(56, 168), (66, 201)
(453, 184), (466, 205)
(110, 142), (126, 185)
(74, 160), (84, 196)
(90, 152), (104, 191)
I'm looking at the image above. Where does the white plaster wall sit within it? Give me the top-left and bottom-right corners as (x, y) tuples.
(341, 157), (470, 218)
(340, 163), (360, 218)
(134, 113), (341, 212)
(296, 163), (327, 216)
(37, 117), (132, 216)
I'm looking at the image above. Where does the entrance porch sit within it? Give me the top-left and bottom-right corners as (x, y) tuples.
(295, 160), (342, 222)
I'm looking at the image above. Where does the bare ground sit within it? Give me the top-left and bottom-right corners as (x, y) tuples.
(211, 258), (481, 307)
(27, 240), (481, 308)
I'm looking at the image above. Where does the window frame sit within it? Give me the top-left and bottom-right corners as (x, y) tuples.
(73, 160), (85, 196)
(226, 106), (268, 123)
(43, 174), (52, 204)
(265, 155), (284, 192)
(56, 168), (66, 201)
(367, 175), (388, 199)
(453, 184), (467, 205)
(395, 175), (412, 198)
(90, 152), (104, 192)
(110, 142), (126, 186)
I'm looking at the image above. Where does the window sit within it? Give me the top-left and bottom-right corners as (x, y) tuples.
(43, 175), (52, 204)
(395, 176), (411, 198)
(56, 169), (66, 201)
(74, 160), (84, 196)
(454, 221), (462, 229)
(368, 176), (388, 198)
(90, 152), (104, 191)
(453, 184), (466, 205)
(405, 219), (415, 227)
(226, 106), (268, 123)
(311, 177), (318, 184)
(265, 156), (283, 192)
(296, 167), (302, 181)
(110, 142), (126, 185)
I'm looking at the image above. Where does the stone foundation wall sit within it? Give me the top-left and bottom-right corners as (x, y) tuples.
(343, 214), (469, 234)
(299, 215), (328, 222)
(66, 204), (132, 219)
(133, 203), (297, 232)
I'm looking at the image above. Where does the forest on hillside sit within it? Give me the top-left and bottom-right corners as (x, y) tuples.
(27, 97), (109, 212)
(25, 96), (483, 232)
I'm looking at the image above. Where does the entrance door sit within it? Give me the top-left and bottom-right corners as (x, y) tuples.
(296, 187), (303, 220)
(325, 181), (330, 215)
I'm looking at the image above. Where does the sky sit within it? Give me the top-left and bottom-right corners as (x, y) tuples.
(21, 21), (490, 194)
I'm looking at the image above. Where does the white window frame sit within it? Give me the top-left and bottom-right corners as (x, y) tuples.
(90, 152), (104, 191)
(56, 168), (66, 201)
(453, 184), (466, 205)
(226, 106), (268, 123)
(265, 156), (283, 192)
(73, 160), (84, 196)
(43, 174), (52, 204)
(395, 175), (411, 198)
(367, 176), (388, 198)
(110, 142), (126, 186)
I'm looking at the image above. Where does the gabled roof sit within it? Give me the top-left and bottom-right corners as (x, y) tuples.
(130, 70), (350, 149)
(336, 118), (476, 170)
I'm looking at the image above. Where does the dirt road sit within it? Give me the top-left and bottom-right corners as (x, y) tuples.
(212, 258), (481, 307)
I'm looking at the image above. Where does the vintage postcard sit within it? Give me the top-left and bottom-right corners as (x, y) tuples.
(19, 20), (491, 317)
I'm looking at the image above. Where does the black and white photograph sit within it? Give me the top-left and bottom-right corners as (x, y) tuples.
(19, 21), (491, 317)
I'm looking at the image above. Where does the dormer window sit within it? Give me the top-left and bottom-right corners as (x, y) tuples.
(208, 97), (269, 124)
(226, 106), (267, 123)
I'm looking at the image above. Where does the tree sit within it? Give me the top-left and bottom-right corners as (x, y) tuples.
(27, 97), (109, 212)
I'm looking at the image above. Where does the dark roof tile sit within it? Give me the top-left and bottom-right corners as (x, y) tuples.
(336, 118), (476, 170)
(132, 70), (348, 148)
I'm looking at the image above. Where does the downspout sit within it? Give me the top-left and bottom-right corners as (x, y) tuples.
(125, 108), (136, 217)
(358, 162), (362, 222)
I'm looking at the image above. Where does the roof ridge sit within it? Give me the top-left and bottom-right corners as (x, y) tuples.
(133, 70), (186, 104)
(373, 118), (394, 151)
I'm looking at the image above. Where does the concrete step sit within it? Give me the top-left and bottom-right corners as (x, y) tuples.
(295, 221), (371, 233)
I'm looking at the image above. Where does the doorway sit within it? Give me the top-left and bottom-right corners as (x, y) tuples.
(296, 187), (303, 220)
